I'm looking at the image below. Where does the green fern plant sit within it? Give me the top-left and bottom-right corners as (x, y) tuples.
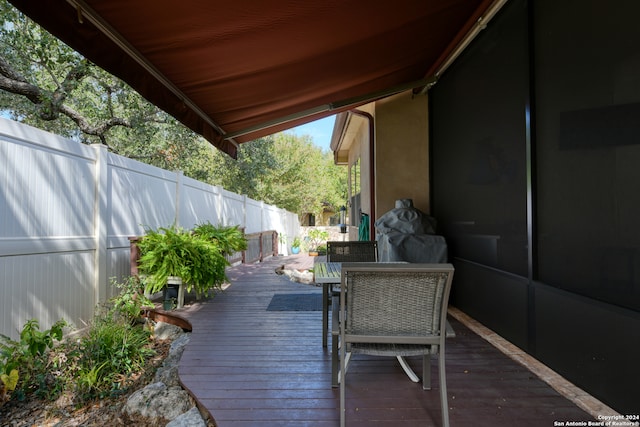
(192, 223), (247, 256)
(137, 226), (230, 297)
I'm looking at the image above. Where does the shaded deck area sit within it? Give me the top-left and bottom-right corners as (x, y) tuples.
(176, 255), (611, 426)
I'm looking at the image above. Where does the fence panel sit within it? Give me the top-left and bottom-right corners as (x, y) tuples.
(0, 118), (300, 340)
(178, 174), (221, 229)
(244, 199), (262, 234)
(0, 120), (97, 338)
(108, 153), (179, 237)
(219, 188), (245, 228)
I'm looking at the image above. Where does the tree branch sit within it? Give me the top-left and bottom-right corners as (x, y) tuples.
(0, 53), (132, 141)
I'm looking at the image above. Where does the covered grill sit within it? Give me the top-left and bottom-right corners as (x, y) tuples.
(374, 199), (448, 263)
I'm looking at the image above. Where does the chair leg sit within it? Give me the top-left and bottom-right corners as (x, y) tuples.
(438, 350), (450, 427)
(331, 298), (340, 387)
(339, 334), (347, 427)
(422, 354), (431, 390)
(397, 356), (420, 382)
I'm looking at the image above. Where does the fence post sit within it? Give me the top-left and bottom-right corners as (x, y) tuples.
(241, 227), (247, 264)
(216, 185), (223, 225)
(273, 230), (278, 256)
(242, 194), (248, 231)
(175, 170), (184, 227)
(93, 144), (109, 304)
(259, 231), (264, 262)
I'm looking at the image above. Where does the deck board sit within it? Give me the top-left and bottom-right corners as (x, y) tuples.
(177, 255), (596, 426)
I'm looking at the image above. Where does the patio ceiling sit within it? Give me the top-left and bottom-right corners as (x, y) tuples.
(9, 0), (497, 158)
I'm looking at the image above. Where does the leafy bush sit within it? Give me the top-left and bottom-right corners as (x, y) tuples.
(193, 223), (248, 256)
(0, 319), (66, 402)
(317, 244), (327, 255)
(71, 313), (154, 399)
(1, 306), (158, 406)
(306, 228), (329, 252)
(109, 276), (153, 323)
(137, 226), (230, 296)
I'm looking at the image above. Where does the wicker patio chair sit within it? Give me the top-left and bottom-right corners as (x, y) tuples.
(326, 240), (378, 263)
(338, 263), (455, 427)
(326, 241), (378, 386)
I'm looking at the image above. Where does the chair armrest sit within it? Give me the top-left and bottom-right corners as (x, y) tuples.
(445, 320), (456, 338)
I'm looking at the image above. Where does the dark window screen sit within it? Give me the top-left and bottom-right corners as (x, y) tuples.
(431, 0), (529, 277)
(534, 0), (640, 310)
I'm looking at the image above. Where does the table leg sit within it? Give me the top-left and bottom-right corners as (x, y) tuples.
(322, 283), (328, 347)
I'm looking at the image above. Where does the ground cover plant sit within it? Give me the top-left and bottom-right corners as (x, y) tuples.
(0, 277), (158, 411)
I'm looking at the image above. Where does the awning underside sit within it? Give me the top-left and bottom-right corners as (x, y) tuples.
(8, 0), (494, 158)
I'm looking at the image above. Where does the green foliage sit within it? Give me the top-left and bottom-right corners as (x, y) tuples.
(0, 368), (18, 400)
(193, 223), (247, 256)
(109, 276), (154, 323)
(0, 310), (158, 405)
(306, 228), (329, 252)
(0, 319), (67, 401)
(72, 314), (154, 399)
(291, 237), (301, 248)
(210, 133), (348, 220)
(137, 226), (229, 296)
(75, 361), (109, 398)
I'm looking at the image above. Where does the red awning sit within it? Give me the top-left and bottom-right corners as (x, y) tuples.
(8, 0), (495, 158)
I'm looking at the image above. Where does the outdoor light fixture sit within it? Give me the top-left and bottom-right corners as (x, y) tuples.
(339, 206), (347, 234)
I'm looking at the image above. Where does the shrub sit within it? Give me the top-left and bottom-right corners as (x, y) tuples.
(72, 312), (154, 400)
(0, 319), (66, 402)
(109, 276), (154, 323)
(306, 228), (329, 252)
(193, 223), (248, 256)
(137, 226), (229, 297)
(1, 310), (158, 405)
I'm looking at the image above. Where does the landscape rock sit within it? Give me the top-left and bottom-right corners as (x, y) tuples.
(124, 382), (193, 422)
(155, 321), (184, 340)
(282, 268), (314, 284)
(123, 325), (203, 425)
(155, 333), (191, 386)
(166, 407), (207, 427)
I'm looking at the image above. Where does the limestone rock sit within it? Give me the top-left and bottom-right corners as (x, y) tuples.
(166, 407), (206, 427)
(155, 321), (184, 340)
(124, 382), (192, 421)
(282, 268), (314, 284)
(154, 333), (190, 386)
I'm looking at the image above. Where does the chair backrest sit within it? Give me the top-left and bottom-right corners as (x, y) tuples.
(326, 241), (378, 263)
(341, 263), (454, 343)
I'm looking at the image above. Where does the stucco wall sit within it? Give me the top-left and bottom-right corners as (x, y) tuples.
(374, 91), (430, 218)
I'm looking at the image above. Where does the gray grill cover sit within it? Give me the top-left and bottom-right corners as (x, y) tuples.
(375, 199), (448, 263)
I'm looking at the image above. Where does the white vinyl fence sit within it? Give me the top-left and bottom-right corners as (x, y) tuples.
(0, 118), (299, 340)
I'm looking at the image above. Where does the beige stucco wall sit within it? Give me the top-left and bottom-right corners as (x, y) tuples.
(336, 92), (429, 239)
(374, 91), (430, 219)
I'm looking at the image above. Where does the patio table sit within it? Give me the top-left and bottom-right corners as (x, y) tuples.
(314, 261), (341, 348)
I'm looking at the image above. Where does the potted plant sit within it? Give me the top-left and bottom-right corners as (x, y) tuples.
(192, 223), (247, 257)
(306, 228), (329, 256)
(136, 226), (231, 307)
(291, 237), (301, 254)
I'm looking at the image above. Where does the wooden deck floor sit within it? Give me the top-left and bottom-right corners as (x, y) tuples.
(176, 255), (599, 426)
